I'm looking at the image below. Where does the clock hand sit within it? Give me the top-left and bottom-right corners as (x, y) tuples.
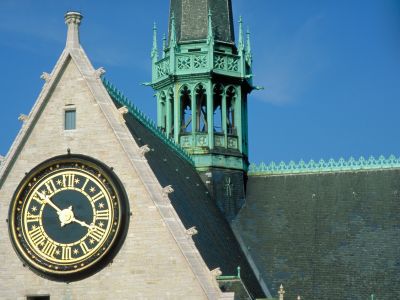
(71, 216), (94, 230)
(37, 191), (62, 213)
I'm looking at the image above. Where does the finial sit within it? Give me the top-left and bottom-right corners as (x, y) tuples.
(162, 34), (166, 58)
(170, 13), (177, 47)
(207, 9), (214, 44)
(246, 27), (252, 63)
(238, 16), (244, 51)
(151, 22), (158, 59)
(278, 284), (285, 300)
(236, 266), (241, 279)
(65, 11), (83, 49)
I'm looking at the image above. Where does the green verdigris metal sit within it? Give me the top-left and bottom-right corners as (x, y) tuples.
(102, 78), (194, 165)
(248, 155), (400, 176)
(150, 11), (254, 172)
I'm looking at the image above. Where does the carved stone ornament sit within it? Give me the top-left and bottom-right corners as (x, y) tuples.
(211, 267), (222, 277)
(18, 114), (28, 122)
(40, 72), (51, 82)
(118, 106), (129, 115)
(138, 145), (150, 157)
(186, 226), (198, 236)
(162, 185), (174, 197)
(94, 67), (106, 78)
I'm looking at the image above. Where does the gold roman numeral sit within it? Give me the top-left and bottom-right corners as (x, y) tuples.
(91, 192), (104, 203)
(42, 240), (57, 257)
(61, 246), (72, 260)
(81, 178), (89, 191)
(96, 210), (110, 220)
(45, 179), (57, 195)
(80, 241), (90, 254)
(63, 173), (75, 188)
(29, 226), (45, 246)
(26, 212), (40, 223)
(32, 194), (44, 205)
(89, 226), (106, 242)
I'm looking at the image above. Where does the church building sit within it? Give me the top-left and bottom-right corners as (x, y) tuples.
(0, 1), (398, 299)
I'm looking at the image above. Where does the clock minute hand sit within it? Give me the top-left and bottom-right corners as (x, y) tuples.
(37, 191), (62, 213)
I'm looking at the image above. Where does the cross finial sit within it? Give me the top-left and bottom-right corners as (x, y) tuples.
(65, 11), (83, 49)
(278, 284), (285, 300)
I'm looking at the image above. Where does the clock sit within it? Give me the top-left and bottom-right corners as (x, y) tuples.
(8, 154), (129, 281)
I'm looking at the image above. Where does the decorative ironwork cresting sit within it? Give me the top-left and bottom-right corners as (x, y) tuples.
(102, 78), (194, 165)
(248, 155), (400, 175)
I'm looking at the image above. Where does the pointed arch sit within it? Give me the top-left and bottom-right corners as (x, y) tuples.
(213, 83), (224, 133)
(225, 85), (237, 135)
(194, 83), (208, 132)
(179, 85), (192, 133)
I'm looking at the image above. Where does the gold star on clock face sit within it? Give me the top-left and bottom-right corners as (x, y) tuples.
(55, 250), (61, 256)
(31, 206), (37, 212)
(98, 202), (105, 209)
(74, 178), (80, 184)
(56, 179), (62, 186)
(89, 239), (95, 245)
(73, 249), (79, 255)
(89, 186), (96, 193)
(41, 189), (47, 195)
(98, 222), (105, 228)
(31, 225), (37, 230)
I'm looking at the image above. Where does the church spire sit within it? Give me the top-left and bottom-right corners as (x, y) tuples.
(65, 11), (82, 49)
(169, 0), (234, 44)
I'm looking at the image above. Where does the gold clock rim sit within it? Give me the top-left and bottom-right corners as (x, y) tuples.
(9, 156), (126, 277)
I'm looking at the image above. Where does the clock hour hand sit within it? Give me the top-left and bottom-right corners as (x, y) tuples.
(71, 217), (94, 230)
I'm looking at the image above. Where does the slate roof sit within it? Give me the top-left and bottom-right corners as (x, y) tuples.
(169, 0), (235, 44)
(106, 82), (265, 299)
(233, 170), (400, 300)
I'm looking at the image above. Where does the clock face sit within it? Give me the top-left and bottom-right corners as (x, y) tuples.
(9, 155), (129, 281)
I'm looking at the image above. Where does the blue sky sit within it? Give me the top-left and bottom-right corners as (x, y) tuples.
(0, 0), (399, 164)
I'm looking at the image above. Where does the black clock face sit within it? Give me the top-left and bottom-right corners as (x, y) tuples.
(9, 155), (129, 281)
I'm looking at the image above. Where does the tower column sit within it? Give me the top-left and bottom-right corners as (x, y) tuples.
(191, 85), (197, 137)
(207, 82), (214, 149)
(174, 86), (180, 143)
(166, 92), (172, 137)
(157, 93), (162, 128)
(222, 91), (228, 148)
(236, 88), (243, 152)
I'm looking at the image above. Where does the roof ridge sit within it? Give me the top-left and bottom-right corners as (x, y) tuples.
(102, 78), (194, 166)
(248, 154), (400, 176)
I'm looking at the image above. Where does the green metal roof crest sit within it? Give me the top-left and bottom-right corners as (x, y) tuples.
(102, 78), (194, 165)
(248, 155), (400, 176)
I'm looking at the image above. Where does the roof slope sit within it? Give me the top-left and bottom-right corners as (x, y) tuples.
(233, 169), (400, 299)
(107, 85), (265, 299)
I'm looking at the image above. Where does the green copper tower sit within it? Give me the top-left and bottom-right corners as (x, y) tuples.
(151, 0), (255, 219)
